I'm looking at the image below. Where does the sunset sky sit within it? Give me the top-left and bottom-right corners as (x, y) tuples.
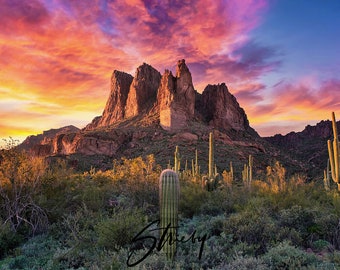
(1, 0), (340, 146)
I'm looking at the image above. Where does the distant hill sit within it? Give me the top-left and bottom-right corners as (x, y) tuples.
(264, 120), (339, 178)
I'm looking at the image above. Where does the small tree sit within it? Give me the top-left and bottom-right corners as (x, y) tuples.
(0, 143), (48, 235)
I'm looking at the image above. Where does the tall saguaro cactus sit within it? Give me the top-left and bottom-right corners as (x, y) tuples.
(159, 169), (180, 260)
(327, 112), (340, 191)
(202, 132), (220, 191)
(242, 155), (253, 189)
(174, 146), (181, 173)
(209, 132), (214, 179)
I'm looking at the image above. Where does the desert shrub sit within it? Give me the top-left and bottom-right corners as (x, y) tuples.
(96, 208), (146, 251)
(60, 204), (99, 249)
(111, 155), (160, 215)
(311, 239), (332, 252)
(179, 184), (208, 218)
(224, 208), (277, 255)
(328, 250), (340, 266)
(262, 241), (319, 269)
(0, 148), (48, 235)
(0, 234), (61, 270)
(276, 227), (304, 247)
(0, 223), (23, 258)
(312, 211), (339, 248)
(199, 189), (236, 216)
(278, 205), (317, 247)
(221, 256), (269, 270)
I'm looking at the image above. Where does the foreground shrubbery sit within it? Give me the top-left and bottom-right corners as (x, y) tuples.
(0, 149), (340, 269)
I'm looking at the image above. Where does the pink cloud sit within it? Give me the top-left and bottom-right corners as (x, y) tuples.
(2, 0), (290, 140)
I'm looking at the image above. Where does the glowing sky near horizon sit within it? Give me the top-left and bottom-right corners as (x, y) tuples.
(1, 0), (339, 145)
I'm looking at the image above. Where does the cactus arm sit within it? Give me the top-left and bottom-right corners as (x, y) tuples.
(208, 132), (214, 179)
(332, 112), (338, 140)
(332, 112), (339, 182)
(249, 155), (253, 183)
(334, 139), (339, 183)
(195, 149), (198, 175)
(328, 140), (336, 182)
(327, 112), (340, 191)
(192, 159), (195, 176)
(174, 146), (181, 173)
(230, 161), (233, 181)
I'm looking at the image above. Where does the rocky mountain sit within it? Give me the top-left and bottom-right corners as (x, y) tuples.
(19, 59), (321, 177)
(85, 59), (253, 134)
(264, 120), (340, 178)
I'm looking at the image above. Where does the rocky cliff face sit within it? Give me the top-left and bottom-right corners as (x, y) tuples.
(158, 59), (196, 131)
(199, 83), (250, 131)
(85, 59), (250, 133)
(88, 71), (133, 129)
(125, 63), (161, 118)
(22, 59), (255, 158)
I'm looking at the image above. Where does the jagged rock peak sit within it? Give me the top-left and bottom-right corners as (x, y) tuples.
(125, 63), (162, 118)
(86, 70), (133, 129)
(158, 59), (196, 131)
(86, 59), (252, 134)
(176, 59), (190, 77)
(199, 83), (250, 132)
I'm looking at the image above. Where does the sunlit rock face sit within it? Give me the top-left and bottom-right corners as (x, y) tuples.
(158, 59), (196, 131)
(86, 70), (133, 130)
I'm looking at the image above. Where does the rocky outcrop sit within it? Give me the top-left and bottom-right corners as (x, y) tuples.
(158, 59), (196, 131)
(91, 71), (133, 129)
(21, 59), (257, 158)
(125, 63), (161, 118)
(86, 71), (133, 129)
(198, 83), (250, 131)
(87, 63), (161, 130)
(86, 59), (250, 133)
(19, 125), (80, 153)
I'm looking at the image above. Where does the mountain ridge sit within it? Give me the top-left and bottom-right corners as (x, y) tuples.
(17, 59), (336, 178)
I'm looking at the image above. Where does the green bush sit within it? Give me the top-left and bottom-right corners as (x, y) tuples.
(0, 223), (23, 258)
(262, 241), (319, 269)
(224, 209), (277, 255)
(222, 256), (269, 270)
(278, 205), (317, 247)
(199, 190), (236, 216)
(0, 234), (61, 270)
(96, 208), (146, 251)
(179, 184), (208, 218)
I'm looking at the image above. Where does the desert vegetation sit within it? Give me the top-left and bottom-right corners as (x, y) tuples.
(0, 113), (339, 269)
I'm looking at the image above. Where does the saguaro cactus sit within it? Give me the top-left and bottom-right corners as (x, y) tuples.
(323, 159), (331, 191)
(159, 169), (180, 260)
(209, 132), (214, 179)
(242, 155), (253, 189)
(327, 112), (340, 191)
(174, 146), (181, 173)
(202, 132), (220, 191)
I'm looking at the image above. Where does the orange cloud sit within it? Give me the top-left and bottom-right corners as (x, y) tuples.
(1, 0), (272, 144)
(244, 78), (340, 136)
(12, 1), (340, 143)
